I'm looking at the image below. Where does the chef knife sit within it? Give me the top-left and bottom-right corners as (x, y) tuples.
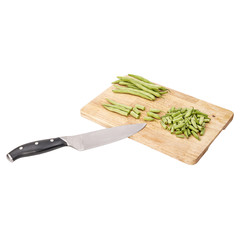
(6, 123), (146, 162)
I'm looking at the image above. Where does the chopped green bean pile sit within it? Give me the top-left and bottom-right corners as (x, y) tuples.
(160, 107), (211, 140)
(112, 74), (168, 101)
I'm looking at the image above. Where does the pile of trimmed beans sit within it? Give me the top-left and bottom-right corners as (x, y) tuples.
(112, 74), (168, 100)
(160, 107), (211, 140)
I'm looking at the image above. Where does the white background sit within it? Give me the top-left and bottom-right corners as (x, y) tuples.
(0, 1), (239, 239)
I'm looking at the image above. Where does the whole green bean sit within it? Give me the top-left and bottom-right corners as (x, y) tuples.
(103, 105), (129, 116)
(117, 76), (160, 91)
(128, 74), (152, 83)
(147, 111), (161, 119)
(112, 87), (155, 101)
(143, 116), (154, 121)
(118, 81), (139, 89)
(135, 104), (145, 111)
(199, 116), (204, 125)
(106, 98), (132, 110)
(102, 104), (130, 113)
(149, 108), (161, 113)
(130, 110), (140, 119)
(133, 82), (161, 97)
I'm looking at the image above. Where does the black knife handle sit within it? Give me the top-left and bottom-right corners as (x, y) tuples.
(7, 137), (68, 162)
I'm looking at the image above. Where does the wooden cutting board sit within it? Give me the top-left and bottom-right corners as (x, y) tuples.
(80, 85), (233, 165)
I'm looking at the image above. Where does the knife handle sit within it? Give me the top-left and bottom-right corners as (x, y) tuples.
(7, 137), (68, 162)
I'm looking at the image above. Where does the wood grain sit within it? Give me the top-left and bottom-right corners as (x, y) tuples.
(80, 86), (233, 165)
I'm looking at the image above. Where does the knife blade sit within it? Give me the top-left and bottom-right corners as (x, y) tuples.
(6, 123), (146, 162)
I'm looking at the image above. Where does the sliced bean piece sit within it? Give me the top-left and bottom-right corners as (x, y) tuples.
(130, 111), (140, 119)
(135, 104), (145, 111)
(144, 116), (154, 121)
(149, 108), (161, 113)
(147, 112), (160, 119)
(133, 107), (141, 115)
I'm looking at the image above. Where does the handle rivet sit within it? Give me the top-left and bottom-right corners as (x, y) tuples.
(19, 146), (23, 150)
(35, 142), (39, 145)
(50, 139), (54, 142)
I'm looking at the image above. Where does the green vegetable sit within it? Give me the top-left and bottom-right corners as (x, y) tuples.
(135, 104), (145, 111)
(102, 105), (129, 116)
(128, 74), (152, 83)
(143, 116), (155, 121)
(176, 134), (185, 138)
(118, 81), (139, 89)
(191, 131), (200, 140)
(117, 76), (160, 92)
(106, 98), (132, 110)
(160, 120), (167, 129)
(147, 111), (161, 119)
(149, 108), (161, 113)
(160, 106), (211, 140)
(130, 110), (140, 119)
(112, 87), (155, 101)
(133, 107), (141, 115)
(102, 104), (130, 113)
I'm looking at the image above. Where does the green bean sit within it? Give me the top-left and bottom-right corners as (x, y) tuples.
(171, 125), (174, 134)
(133, 107), (141, 115)
(175, 130), (183, 135)
(204, 119), (210, 123)
(174, 122), (185, 129)
(172, 111), (181, 117)
(106, 98), (132, 110)
(159, 90), (168, 94)
(191, 131), (200, 140)
(117, 76), (160, 91)
(133, 82), (161, 97)
(149, 108), (161, 113)
(187, 128), (191, 136)
(176, 135), (185, 138)
(199, 116), (204, 126)
(135, 104), (145, 111)
(162, 117), (168, 124)
(112, 80), (121, 84)
(130, 110), (140, 119)
(166, 116), (172, 124)
(143, 116), (154, 121)
(181, 108), (187, 113)
(102, 104), (130, 113)
(191, 117), (198, 129)
(183, 129), (189, 138)
(170, 106), (175, 113)
(188, 125), (199, 133)
(173, 117), (183, 124)
(194, 110), (208, 117)
(103, 105), (129, 116)
(147, 111), (161, 119)
(128, 74), (152, 83)
(200, 128), (205, 136)
(112, 87), (155, 100)
(185, 108), (193, 118)
(118, 81), (139, 89)
(160, 120), (167, 129)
